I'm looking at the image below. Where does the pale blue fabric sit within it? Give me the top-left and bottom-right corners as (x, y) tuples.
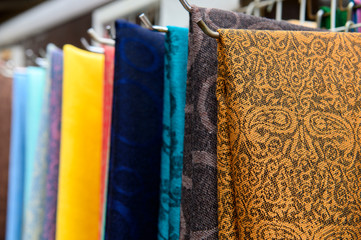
(22, 66), (47, 240)
(158, 26), (188, 240)
(6, 70), (28, 240)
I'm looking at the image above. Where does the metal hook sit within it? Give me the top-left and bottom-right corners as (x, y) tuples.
(139, 13), (168, 33)
(345, 20), (354, 32)
(179, 0), (192, 12)
(80, 37), (105, 54)
(197, 20), (219, 39)
(87, 28), (115, 46)
(106, 25), (115, 40)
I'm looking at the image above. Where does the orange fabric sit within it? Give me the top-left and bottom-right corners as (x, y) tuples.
(217, 30), (361, 239)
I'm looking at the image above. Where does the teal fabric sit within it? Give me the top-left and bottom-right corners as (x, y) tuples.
(22, 66), (47, 240)
(158, 26), (188, 240)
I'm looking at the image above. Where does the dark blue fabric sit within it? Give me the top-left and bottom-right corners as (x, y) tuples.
(105, 20), (164, 240)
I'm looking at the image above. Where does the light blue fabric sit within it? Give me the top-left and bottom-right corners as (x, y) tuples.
(22, 66), (47, 240)
(6, 70), (28, 240)
(158, 26), (188, 240)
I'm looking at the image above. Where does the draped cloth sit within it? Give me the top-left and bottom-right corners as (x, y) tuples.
(56, 45), (103, 240)
(105, 20), (164, 240)
(180, 6), (322, 240)
(22, 66), (47, 240)
(0, 75), (12, 240)
(6, 70), (27, 240)
(100, 45), (115, 240)
(158, 26), (188, 240)
(43, 47), (63, 240)
(216, 29), (361, 239)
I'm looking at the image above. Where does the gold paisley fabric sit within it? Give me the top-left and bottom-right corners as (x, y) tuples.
(216, 29), (361, 240)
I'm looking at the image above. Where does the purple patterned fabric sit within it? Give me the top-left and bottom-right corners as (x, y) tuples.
(42, 48), (63, 240)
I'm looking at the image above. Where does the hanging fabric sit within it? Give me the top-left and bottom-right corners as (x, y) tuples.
(0, 74), (12, 240)
(158, 26), (188, 240)
(100, 45), (115, 240)
(23, 44), (57, 240)
(216, 29), (361, 239)
(6, 70), (27, 240)
(180, 6), (322, 240)
(42, 47), (63, 240)
(22, 66), (46, 240)
(56, 45), (103, 240)
(105, 20), (164, 240)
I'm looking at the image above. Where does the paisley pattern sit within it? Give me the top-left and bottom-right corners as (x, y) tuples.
(216, 29), (361, 239)
(158, 26), (188, 240)
(105, 20), (164, 240)
(180, 6), (321, 240)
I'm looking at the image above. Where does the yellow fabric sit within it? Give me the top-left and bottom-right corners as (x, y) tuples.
(217, 30), (361, 239)
(56, 45), (104, 240)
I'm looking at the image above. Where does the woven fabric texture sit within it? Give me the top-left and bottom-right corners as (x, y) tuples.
(217, 29), (361, 239)
(180, 6), (321, 240)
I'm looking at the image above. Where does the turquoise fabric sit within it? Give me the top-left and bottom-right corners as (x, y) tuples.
(158, 26), (188, 240)
(22, 66), (47, 240)
(6, 69), (27, 240)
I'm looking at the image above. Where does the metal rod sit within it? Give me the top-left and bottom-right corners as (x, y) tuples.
(299, 0), (306, 24)
(179, 0), (192, 12)
(87, 28), (115, 46)
(80, 37), (104, 54)
(276, 0), (283, 21)
(139, 13), (168, 33)
(330, 0), (337, 30)
(197, 20), (219, 39)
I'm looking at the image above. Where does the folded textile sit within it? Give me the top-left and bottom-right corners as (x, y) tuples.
(56, 45), (103, 240)
(217, 29), (361, 239)
(6, 70), (27, 240)
(22, 66), (47, 240)
(42, 47), (63, 240)
(158, 26), (188, 240)
(100, 45), (115, 240)
(105, 20), (164, 240)
(180, 6), (322, 240)
(0, 74), (12, 240)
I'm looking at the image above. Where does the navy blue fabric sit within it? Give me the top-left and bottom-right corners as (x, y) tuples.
(105, 20), (164, 240)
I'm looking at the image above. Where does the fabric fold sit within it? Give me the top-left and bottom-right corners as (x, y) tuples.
(42, 47), (63, 240)
(105, 20), (164, 240)
(0, 74), (12, 240)
(6, 70), (27, 240)
(158, 26), (188, 240)
(216, 29), (361, 239)
(100, 45), (115, 240)
(56, 45), (103, 240)
(180, 6), (322, 239)
(22, 66), (47, 240)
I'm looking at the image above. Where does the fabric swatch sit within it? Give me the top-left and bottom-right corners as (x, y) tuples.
(42, 47), (63, 240)
(105, 20), (164, 240)
(180, 6), (322, 240)
(56, 45), (103, 240)
(158, 26), (188, 240)
(22, 66), (47, 240)
(217, 29), (361, 239)
(0, 74), (12, 240)
(100, 45), (115, 240)
(6, 70), (27, 240)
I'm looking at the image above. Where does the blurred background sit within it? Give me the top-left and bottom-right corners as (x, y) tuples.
(0, 0), (353, 71)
